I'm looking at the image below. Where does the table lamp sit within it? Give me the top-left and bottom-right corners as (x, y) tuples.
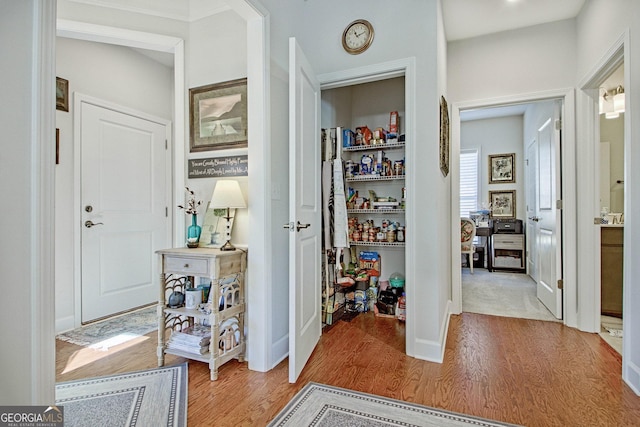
(210, 180), (246, 251)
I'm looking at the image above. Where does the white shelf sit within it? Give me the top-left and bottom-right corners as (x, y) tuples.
(349, 240), (405, 248)
(348, 209), (405, 214)
(346, 175), (405, 182)
(343, 141), (405, 152)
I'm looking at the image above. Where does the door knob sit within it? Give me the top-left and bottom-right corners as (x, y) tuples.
(283, 221), (311, 232)
(528, 216), (540, 222)
(85, 220), (104, 228)
(296, 221), (311, 232)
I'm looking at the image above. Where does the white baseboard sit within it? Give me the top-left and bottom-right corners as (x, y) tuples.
(271, 333), (288, 369)
(410, 299), (452, 363)
(55, 315), (75, 335)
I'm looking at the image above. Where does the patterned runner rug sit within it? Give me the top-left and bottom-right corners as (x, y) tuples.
(268, 383), (521, 427)
(56, 306), (158, 349)
(56, 363), (187, 427)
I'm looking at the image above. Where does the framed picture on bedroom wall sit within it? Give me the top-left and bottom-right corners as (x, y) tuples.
(488, 153), (515, 184)
(489, 190), (516, 218)
(189, 78), (248, 152)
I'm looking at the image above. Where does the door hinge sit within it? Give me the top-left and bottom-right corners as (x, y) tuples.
(165, 139), (168, 150)
(557, 279), (564, 289)
(166, 207), (168, 217)
(555, 119), (562, 130)
(556, 200), (563, 210)
(525, 159), (529, 166)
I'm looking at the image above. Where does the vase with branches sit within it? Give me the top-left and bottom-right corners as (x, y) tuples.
(178, 187), (203, 248)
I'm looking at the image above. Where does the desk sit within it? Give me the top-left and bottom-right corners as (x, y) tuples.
(475, 227), (492, 270)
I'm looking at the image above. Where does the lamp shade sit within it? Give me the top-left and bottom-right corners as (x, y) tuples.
(210, 180), (247, 209)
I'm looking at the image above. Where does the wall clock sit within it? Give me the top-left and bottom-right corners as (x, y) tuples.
(342, 19), (374, 55)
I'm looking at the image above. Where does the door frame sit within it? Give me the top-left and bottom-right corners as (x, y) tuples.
(57, 21), (184, 329)
(450, 88), (577, 328)
(57, 4), (272, 372)
(317, 57), (416, 355)
(74, 93), (172, 324)
(576, 32), (630, 343)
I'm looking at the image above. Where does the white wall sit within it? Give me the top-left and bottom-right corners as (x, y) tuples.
(448, 20), (577, 104)
(576, 0), (640, 394)
(0, 0), (56, 404)
(184, 10), (248, 249)
(55, 37), (174, 332)
(461, 116), (525, 221)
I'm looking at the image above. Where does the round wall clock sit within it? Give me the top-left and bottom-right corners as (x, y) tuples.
(342, 19), (374, 55)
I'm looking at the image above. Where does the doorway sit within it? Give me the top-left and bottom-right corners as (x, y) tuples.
(55, 21), (184, 328)
(288, 53), (417, 382)
(457, 100), (562, 321)
(597, 63), (625, 354)
(450, 89), (577, 325)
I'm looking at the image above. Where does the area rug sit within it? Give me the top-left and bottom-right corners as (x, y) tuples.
(56, 306), (158, 349)
(56, 362), (187, 427)
(268, 383), (521, 427)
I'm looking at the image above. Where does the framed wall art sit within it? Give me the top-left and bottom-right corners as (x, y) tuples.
(488, 153), (515, 184)
(199, 203), (236, 248)
(489, 190), (516, 218)
(56, 77), (69, 112)
(439, 95), (450, 177)
(189, 78), (248, 152)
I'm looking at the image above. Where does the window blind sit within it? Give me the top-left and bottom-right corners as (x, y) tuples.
(460, 149), (479, 218)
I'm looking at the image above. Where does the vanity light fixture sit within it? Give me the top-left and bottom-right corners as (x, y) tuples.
(613, 85), (625, 113)
(600, 86), (623, 119)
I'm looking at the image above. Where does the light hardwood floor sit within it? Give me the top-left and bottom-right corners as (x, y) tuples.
(56, 312), (640, 426)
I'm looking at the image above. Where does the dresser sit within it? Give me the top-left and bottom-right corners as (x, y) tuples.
(491, 234), (525, 271)
(156, 247), (247, 380)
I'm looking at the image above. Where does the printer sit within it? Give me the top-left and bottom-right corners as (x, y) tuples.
(492, 219), (523, 234)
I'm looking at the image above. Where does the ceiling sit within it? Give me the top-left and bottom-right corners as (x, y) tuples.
(442, 0), (586, 41)
(69, 0), (587, 42)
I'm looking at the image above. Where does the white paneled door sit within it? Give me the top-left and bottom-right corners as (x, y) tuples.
(81, 100), (170, 323)
(526, 139), (539, 283)
(532, 102), (563, 319)
(288, 37), (322, 383)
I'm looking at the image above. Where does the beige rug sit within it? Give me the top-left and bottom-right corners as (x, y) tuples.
(462, 269), (559, 322)
(268, 382), (521, 427)
(56, 306), (157, 349)
(56, 363), (187, 427)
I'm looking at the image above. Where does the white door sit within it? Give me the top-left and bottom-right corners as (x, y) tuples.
(81, 101), (170, 323)
(534, 102), (563, 318)
(526, 139), (539, 283)
(287, 37), (322, 383)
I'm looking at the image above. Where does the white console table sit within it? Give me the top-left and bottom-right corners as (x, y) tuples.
(156, 247), (246, 380)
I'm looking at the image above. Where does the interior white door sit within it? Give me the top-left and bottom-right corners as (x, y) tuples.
(526, 139), (539, 283)
(81, 101), (170, 323)
(535, 102), (563, 319)
(288, 37), (322, 383)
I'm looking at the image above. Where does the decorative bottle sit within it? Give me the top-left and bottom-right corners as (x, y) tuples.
(186, 214), (201, 248)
